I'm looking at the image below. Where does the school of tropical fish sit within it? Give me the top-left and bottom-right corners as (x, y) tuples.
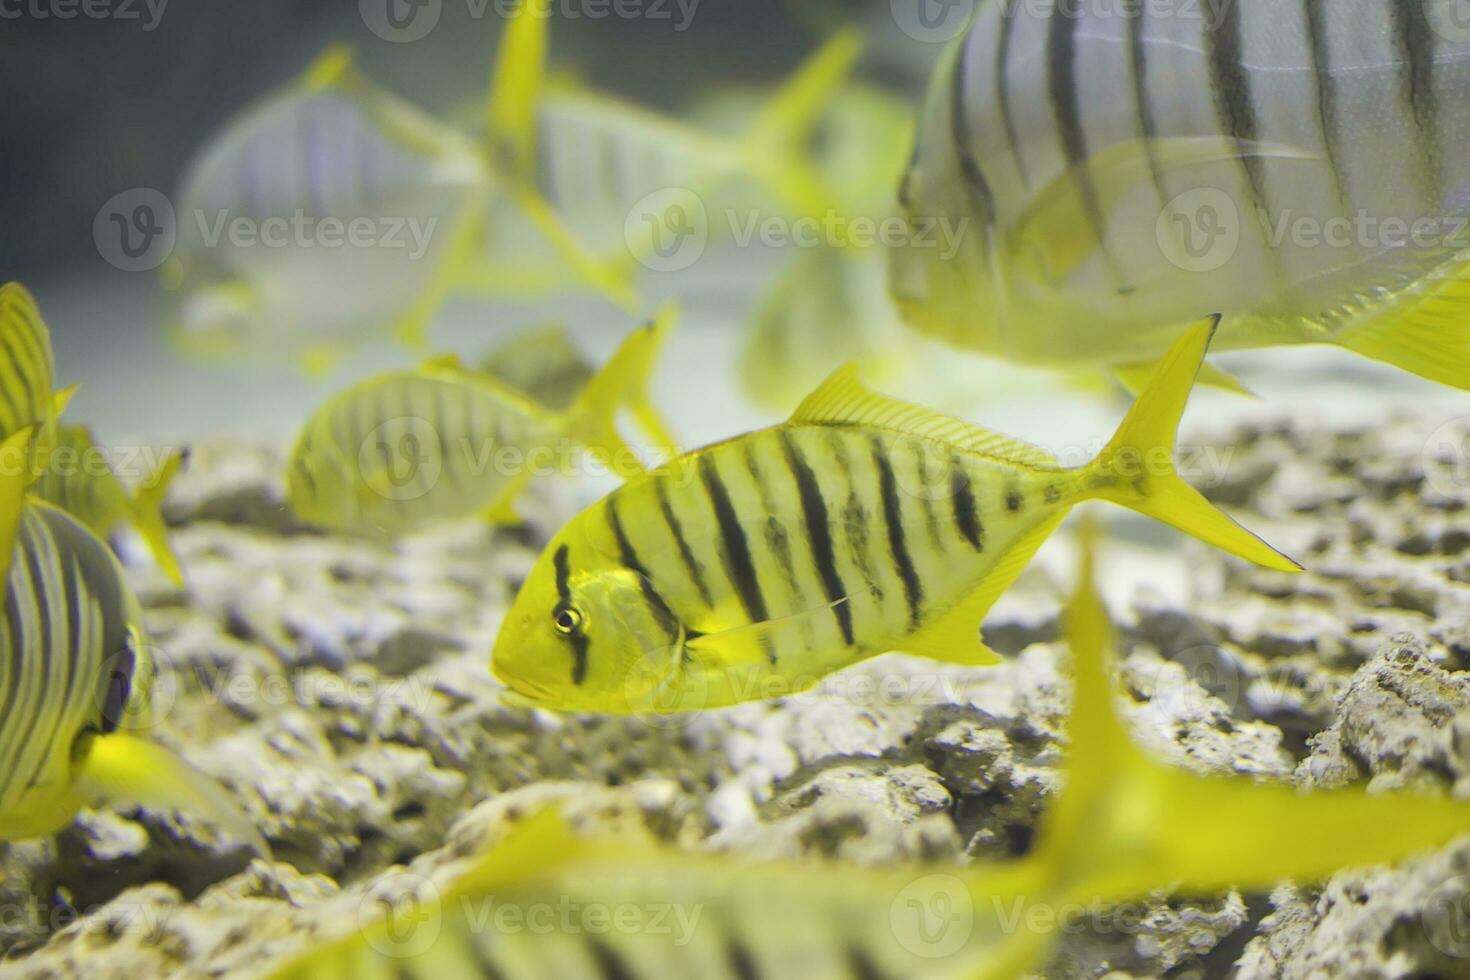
(7, 1), (1470, 976)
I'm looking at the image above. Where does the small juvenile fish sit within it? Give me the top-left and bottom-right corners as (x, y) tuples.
(30, 424), (186, 587)
(0, 439), (265, 860)
(895, 0), (1470, 391)
(492, 318), (1299, 713)
(286, 310), (677, 537)
(478, 323), (595, 412)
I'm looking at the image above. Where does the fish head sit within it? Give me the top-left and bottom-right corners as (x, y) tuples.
(492, 521), (684, 715)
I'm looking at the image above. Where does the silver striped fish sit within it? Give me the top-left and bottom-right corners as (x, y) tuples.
(492, 319), (1296, 714)
(894, 0), (1470, 391)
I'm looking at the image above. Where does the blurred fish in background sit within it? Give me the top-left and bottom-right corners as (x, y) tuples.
(894, 0), (1470, 393)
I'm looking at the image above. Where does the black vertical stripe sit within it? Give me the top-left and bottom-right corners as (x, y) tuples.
(655, 476), (713, 607)
(846, 945), (888, 980)
(697, 455), (772, 645)
(778, 433), (854, 647)
(1302, 0), (1350, 214)
(951, 25), (997, 227)
(1205, 1), (1274, 248)
(995, 0), (1028, 188)
(606, 495), (681, 643)
(743, 444), (804, 606)
(1047, 1), (1111, 257)
(553, 544), (590, 685)
(725, 935), (762, 980)
(585, 938), (635, 980)
(950, 458), (984, 551)
(1389, 0), (1442, 206)
(1123, 0), (1168, 203)
(870, 437), (923, 629)
(828, 432), (885, 604)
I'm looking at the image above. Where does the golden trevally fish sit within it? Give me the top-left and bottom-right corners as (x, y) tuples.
(894, 0), (1470, 392)
(491, 318), (1298, 714)
(286, 309), (677, 537)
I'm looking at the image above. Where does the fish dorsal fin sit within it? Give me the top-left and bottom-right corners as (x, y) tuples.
(300, 44), (355, 92)
(419, 352), (467, 373)
(790, 365), (1057, 468)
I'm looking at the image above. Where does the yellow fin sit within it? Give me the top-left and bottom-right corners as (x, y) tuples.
(740, 28), (863, 218)
(561, 306), (679, 475)
(1114, 357), (1257, 399)
(509, 184), (640, 313)
(1009, 137), (1318, 284)
(1083, 317), (1300, 573)
(74, 731), (270, 862)
(686, 597), (853, 668)
(128, 449), (186, 588)
(898, 512), (1065, 666)
(1335, 254), (1470, 390)
(486, 0), (551, 176)
(791, 364), (1056, 467)
(300, 43), (355, 91)
(482, 491), (525, 526)
(52, 383), (79, 417)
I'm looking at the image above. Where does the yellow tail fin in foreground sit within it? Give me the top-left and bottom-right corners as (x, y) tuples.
(1084, 316), (1301, 573)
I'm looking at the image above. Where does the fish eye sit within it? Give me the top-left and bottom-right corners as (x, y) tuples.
(552, 603), (585, 637)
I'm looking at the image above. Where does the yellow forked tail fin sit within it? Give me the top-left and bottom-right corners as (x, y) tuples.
(1084, 316), (1301, 573)
(128, 448), (187, 587)
(739, 28), (863, 218)
(486, 0), (551, 176)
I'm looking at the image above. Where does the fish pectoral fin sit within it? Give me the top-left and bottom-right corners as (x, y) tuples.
(686, 597), (853, 667)
(1007, 136), (1318, 284)
(1335, 255), (1470, 391)
(1113, 357), (1257, 399)
(791, 364), (1056, 467)
(898, 512), (1066, 666)
(74, 731), (271, 862)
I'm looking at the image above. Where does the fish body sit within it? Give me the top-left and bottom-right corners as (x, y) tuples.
(895, 0), (1470, 389)
(287, 311), (676, 537)
(29, 424), (186, 586)
(478, 323), (596, 412)
(168, 47), (490, 364)
(0, 284), (60, 443)
(492, 319), (1297, 714)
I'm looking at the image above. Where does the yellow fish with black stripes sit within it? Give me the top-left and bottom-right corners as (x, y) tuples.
(29, 425), (187, 588)
(894, 0), (1470, 392)
(492, 317), (1299, 713)
(0, 483), (267, 858)
(286, 310), (677, 537)
(0, 283), (75, 453)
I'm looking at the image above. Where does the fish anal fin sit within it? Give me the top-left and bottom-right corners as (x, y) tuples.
(791, 365), (1057, 467)
(1336, 258), (1470, 390)
(74, 731), (270, 862)
(898, 512), (1066, 666)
